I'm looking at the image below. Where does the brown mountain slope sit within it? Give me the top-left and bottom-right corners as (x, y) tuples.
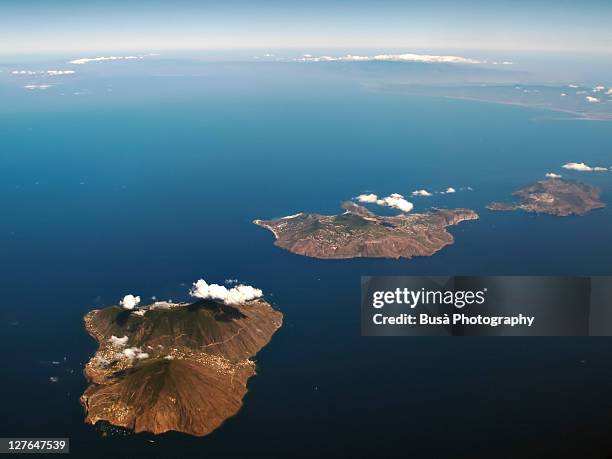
(487, 178), (605, 216)
(81, 298), (282, 437)
(254, 201), (478, 259)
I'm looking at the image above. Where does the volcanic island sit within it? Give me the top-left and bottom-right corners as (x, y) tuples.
(81, 297), (283, 437)
(487, 178), (605, 216)
(253, 201), (479, 259)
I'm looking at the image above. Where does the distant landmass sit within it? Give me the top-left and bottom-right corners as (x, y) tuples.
(384, 84), (612, 121)
(487, 178), (605, 216)
(81, 298), (282, 437)
(254, 201), (478, 259)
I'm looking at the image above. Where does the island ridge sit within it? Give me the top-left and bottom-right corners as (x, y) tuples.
(81, 297), (282, 437)
(254, 201), (478, 259)
(487, 178), (605, 216)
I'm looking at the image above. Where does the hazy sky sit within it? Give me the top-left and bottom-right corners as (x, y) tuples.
(2, 0), (611, 54)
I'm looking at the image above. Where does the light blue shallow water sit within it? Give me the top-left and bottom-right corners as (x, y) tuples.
(1, 60), (612, 458)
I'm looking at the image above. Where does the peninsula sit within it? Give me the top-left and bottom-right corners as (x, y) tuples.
(254, 201), (478, 259)
(487, 178), (605, 216)
(81, 298), (283, 437)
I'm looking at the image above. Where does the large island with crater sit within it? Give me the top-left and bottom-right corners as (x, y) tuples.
(81, 297), (282, 437)
(487, 178), (605, 216)
(254, 201), (478, 259)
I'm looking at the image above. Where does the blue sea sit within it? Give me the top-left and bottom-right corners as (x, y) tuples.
(1, 57), (612, 458)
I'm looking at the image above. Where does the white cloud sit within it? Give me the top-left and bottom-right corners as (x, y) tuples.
(568, 84), (579, 88)
(47, 70), (75, 76)
(190, 279), (263, 304)
(411, 189), (433, 197)
(68, 54), (158, 65)
(69, 56), (140, 65)
(360, 188), (460, 205)
(593, 85), (606, 92)
(94, 355), (110, 367)
(122, 348), (136, 358)
(372, 53), (483, 64)
(355, 193), (379, 203)
(120, 294), (140, 310)
(606, 88), (612, 95)
(545, 172), (562, 178)
(24, 84), (52, 90)
(376, 193), (414, 212)
(15, 70), (42, 75)
(12, 70), (75, 76)
(586, 96), (600, 103)
(293, 53), (484, 65)
(122, 347), (149, 360)
(562, 162), (608, 172)
(109, 335), (129, 348)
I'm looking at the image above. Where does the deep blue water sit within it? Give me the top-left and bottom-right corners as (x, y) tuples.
(1, 60), (612, 458)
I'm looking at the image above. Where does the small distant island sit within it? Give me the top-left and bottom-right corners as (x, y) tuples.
(81, 297), (282, 437)
(254, 201), (478, 259)
(487, 178), (605, 216)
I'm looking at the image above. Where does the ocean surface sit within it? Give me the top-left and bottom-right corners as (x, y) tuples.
(1, 59), (612, 458)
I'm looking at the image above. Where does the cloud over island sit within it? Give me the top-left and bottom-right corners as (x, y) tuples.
(292, 53), (486, 65)
(24, 84), (52, 90)
(355, 193), (378, 203)
(120, 294), (141, 310)
(562, 162), (608, 172)
(12, 70), (75, 76)
(68, 54), (158, 65)
(190, 279), (263, 304)
(356, 193), (413, 212)
(411, 189), (434, 197)
(356, 186), (464, 212)
(109, 335), (129, 347)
